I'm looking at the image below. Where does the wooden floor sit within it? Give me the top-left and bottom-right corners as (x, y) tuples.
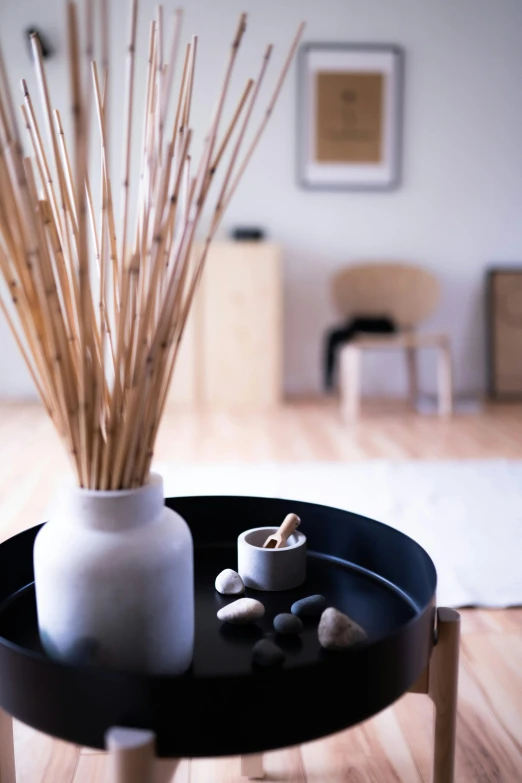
(1, 399), (522, 782)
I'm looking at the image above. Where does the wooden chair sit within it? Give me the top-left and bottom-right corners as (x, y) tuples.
(332, 263), (453, 419)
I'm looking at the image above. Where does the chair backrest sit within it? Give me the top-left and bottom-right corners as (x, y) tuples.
(331, 262), (440, 329)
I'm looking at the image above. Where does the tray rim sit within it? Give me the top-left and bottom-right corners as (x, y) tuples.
(0, 495), (438, 755)
(0, 494), (437, 681)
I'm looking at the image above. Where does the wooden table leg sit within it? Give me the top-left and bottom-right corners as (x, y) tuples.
(430, 608), (460, 783)
(241, 753), (264, 779)
(106, 727), (156, 783)
(408, 607), (460, 783)
(0, 709), (16, 783)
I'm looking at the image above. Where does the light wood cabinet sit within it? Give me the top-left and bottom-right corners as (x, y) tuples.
(168, 242), (282, 409)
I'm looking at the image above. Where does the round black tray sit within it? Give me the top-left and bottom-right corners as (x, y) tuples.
(0, 496), (436, 757)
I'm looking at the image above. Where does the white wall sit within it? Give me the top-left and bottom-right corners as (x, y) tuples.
(1, 0), (522, 398)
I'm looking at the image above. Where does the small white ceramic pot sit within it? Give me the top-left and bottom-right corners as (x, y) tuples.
(33, 473), (194, 675)
(237, 526), (306, 591)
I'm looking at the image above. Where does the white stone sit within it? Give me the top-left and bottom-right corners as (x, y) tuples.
(318, 607), (367, 650)
(217, 597), (265, 624)
(33, 473), (194, 675)
(215, 569), (244, 595)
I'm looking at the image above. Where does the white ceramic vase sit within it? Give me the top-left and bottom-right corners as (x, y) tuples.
(33, 473), (194, 674)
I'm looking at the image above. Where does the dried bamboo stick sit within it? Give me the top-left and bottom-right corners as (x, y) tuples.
(91, 61), (119, 311)
(100, 0), (110, 156)
(0, 168), (54, 400)
(219, 22), (305, 218)
(29, 196), (76, 458)
(30, 35), (72, 250)
(21, 96), (80, 352)
(0, 39), (20, 147)
(54, 109), (78, 227)
(21, 82), (65, 252)
(160, 9), (183, 136)
(0, 296), (51, 412)
(86, 166), (114, 377)
(211, 77), (254, 174)
(209, 44), (272, 239)
(134, 21), (157, 260)
(0, 3), (304, 489)
(118, 0), (138, 282)
(155, 4), (164, 162)
(1, 146), (57, 367)
(67, 1), (91, 486)
(180, 35), (196, 136)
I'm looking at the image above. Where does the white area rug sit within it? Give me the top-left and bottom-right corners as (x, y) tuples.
(155, 460), (522, 609)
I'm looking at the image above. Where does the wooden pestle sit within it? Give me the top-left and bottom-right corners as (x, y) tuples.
(263, 513), (301, 549)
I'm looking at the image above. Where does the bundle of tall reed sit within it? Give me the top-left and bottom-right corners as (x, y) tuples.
(0, 1), (303, 490)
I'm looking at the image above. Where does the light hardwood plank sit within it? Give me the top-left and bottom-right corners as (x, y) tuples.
(395, 656), (522, 781)
(257, 747), (305, 782)
(0, 401), (521, 781)
(13, 722), (80, 783)
(191, 747), (304, 783)
(0, 708), (15, 783)
(461, 634), (522, 752)
(300, 706), (421, 782)
(73, 753), (188, 783)
(190, 755), (240, 782)
(460, 609), (522, 636)
(72, 755), (107, 783)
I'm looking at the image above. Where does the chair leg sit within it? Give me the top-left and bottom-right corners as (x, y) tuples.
(0, 709), (16, 783)
(241, 754), (264, 779)
(437, 340), (453, 417)
(339, 346), (361, 421)
(106, 727), (155, 783)
(406, 346), (418, 410)
(408, 607), (460, 783)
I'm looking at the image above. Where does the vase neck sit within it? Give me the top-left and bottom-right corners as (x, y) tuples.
(53, 473), (165, 531)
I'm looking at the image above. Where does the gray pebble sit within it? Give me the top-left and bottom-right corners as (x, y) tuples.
(273, 613), (303, 635)
(215, 568), (245, 595)
(291, 594), (327, 620)
(252, 639), (285, 668)
(318, 607), (367, 650)
(217, 597), (264, 624)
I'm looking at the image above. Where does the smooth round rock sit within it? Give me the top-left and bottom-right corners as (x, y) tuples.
(318, 607), (367, 650)
(291, 594), (327, 620)
(252, 639), (285, 668)
(273, 613), (303, 635)
(217, 597), (265, 625)
(215, 568), (245, 595)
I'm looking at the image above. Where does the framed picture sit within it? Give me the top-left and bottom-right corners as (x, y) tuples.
(297, 43), (404, 191)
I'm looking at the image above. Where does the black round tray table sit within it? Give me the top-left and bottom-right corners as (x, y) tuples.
(0, 496), (459, 783)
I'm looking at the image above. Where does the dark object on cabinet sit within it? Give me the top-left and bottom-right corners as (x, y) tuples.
(230, 227), (265, 241)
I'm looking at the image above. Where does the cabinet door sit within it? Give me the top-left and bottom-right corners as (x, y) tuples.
(488, 270), (522, 398)
(201, 242), (282, 409)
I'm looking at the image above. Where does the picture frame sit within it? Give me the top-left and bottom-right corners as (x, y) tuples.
(297, 43), (405, 191)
